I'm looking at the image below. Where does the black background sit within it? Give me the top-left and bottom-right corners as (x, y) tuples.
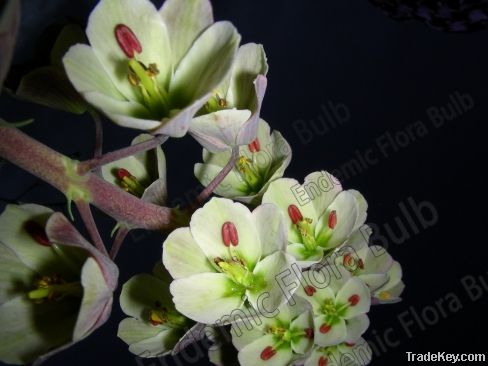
(1, 0), (487, 365)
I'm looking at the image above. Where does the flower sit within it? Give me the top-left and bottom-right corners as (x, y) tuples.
(194, 119), (291, 206)
(189, 43), (268, 152)
(333, 226), (405, 304)
(101, 133), (167, 204)
(117, 262), (199, 358)
(262, 171), (367, 266)
(163, 197), (300, 324)
(296, 268), (370, 348)
(304, 337), (372, 366)
(0, 204), (118, 365)
(0, 0), (20, 88)
(231, 297), (314, 366)
(63, 0), (240, 138)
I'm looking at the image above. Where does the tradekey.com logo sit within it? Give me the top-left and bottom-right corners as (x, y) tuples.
(406, 352), (486, 363)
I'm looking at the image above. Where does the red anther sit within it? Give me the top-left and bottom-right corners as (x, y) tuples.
(304, 285), (316, 296)
(117, 168), (132, 180)
(114, 24), (142, 58)
(24, 220), (50, 246)
(221, 222), (239, 247)
(319, 323), (331, 334)
(248, 138), (261, 153)
(343, 253), (353, 267)
(357, 258), (364, 270)
(260, 346), (276, 360)
(348, 294), (360, 306)
(328, 210), (337, 229)
(318, 356), (328, 366)
(345, 342), (355, 347)
(305, 328), (314, 339)
(288, 204), (303, 224)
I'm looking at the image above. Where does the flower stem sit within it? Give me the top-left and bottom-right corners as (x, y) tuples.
(0, 127), (187, 231)
(77, 134), (168, 174)
(109, 226), (130, 259)
(76, 200), (108, 256)
(189, 147), (239, 211)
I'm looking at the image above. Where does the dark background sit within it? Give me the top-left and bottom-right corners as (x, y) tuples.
(1, 0), (487, 365)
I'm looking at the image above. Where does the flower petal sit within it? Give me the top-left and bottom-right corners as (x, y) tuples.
(290, 311), (314, 354)
(160, 0), (213, 67)
(303, 171), (342, 217)
(0, 295), (77, 364)
(315, 190), (358, 249)
(238, 335), (293, 366)
(252, 203), (287, 256)
(86, 0), (172, 100)
(73, 257), (113, 340)
(170, 21), (240, 107)
(337, 338), (373, 366)
(194, 162), (249, 197)
(247, 252), (299, 314)
(345, 314), (370, 344)
(231, 325), (265, 351)
(190, 198), (261, 270)
(189, 109), (252, 152)
(170, 273), (244, 324)
(313, 316), (347, 347)
(0, 242), (37, 305)
(162, 227), (215, 279)
(336, 278), (371, 319)
(350, 190), (368, 231)
(262, 178), (317, 243)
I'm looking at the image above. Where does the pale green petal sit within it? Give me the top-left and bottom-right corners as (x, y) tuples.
(0, 296), (78, 364)
(202, 147), (233, 166)
(194, 162), (248, 197)
(337, 338), (373, 366)
(170, 21), (240, 107)
(344, 314), (369, 344)
(120, 274), (172, 319)
(0, 243), (36, 305)
(160, 0), (213, 67)
(335, 278), (370, 319)
(303, 171), (342, 218)
(0, 204), (75, 276)
(247, 252), (299, 313)
(363, 246), (393, 275)
(189, 109), (252, 152)
(287, 243), (324, 264)
(162, 227), (215, 279)
(340, 228), (369, 253)
(86, 0), (172, 100)
(252, 203), (287, 256)
(313, 316), (347, 347)
(238, 335), (293, 366)
(118, 318), (182, 358)
(315, 191), (358, 249)
(290, 311), (314, 354)
(227, 43), (268, 109)
(262, 178), (317, 243)
(372, 261), (404, 304)
(63, 44), (125, 101)
(231, 326), (264, 351)
(296, 283), (335, 313)
(350, 190), (368, 232)
(190, 198), (261, 270)
(73, 257), (113, 340)
(170, 273), (244, 324)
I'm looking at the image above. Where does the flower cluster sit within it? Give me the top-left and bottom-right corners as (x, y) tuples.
(0, 0), (405, 365)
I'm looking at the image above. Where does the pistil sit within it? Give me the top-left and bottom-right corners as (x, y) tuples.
(28, 275), (82, 303)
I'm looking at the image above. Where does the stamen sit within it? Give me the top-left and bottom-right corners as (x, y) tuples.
(378, 291), (391, 301)
(357, 258), (364, 269)
(260, 346), (277, 360)
(348, 294), (360, 306)
(288, 204), (303, 224)
(116, 168), (145, 197)
(221, 221), (239, 247)
(248, 138), (261, 153)
(24, 220), (50, 246)
(345, 342), (355, 347)
(318, 356), (328, 366)
(304, 285), (316, 296)
(114, 24), (142, 58)
(305, 328), (314, 339)
(319, 323), (331, 334)
(149, 309), (166, 326)
(328, 210), (337, 229)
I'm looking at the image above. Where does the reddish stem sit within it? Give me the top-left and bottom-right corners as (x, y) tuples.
(109, 226), (130, 259)
(76, 200), (108, 256)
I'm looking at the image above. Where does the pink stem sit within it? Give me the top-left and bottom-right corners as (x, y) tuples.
(0, 127), (187, 231)
(109, 226), (130, 259)
(77, 134), (167, 174)
(189, 147), (239, 211)
(76, 200), (108, 256)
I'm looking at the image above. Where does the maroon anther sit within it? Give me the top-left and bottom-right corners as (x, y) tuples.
(288, 204), (303, 224)
(114, 24), (142, 58)
(248, 138), (261, 153)
(221, 221), (239, 247)
(24, 220), (50, 246)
